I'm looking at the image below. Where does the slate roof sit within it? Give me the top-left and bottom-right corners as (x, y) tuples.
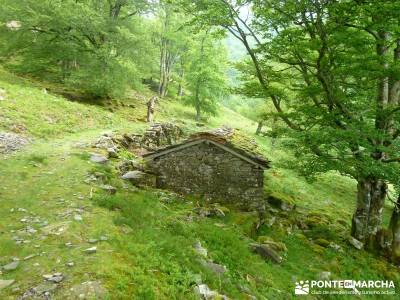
(143, 128), (270, 169)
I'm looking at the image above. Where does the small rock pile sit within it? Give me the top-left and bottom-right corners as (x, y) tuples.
(91, 134), (120, 159)
(140, 122), (184, 150)
(91, 122), (184, 158)
(0, 132), (31, 154)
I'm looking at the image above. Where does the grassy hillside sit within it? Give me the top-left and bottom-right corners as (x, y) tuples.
(0, 69), (399, 299)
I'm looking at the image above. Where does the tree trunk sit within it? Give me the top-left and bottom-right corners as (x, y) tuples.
(195, 82), (201, 121)
(255, 120), (263, 135)
(178, 84), (183, 97)
(146, 96), (158, 123)
(351, 177), (387, 249)
(158, 38), (167, 97)
(110, 0), (123, 19)
(389, 197), (400, 263)
(158, 41), (175, 97)
(177, 61), (184, 97)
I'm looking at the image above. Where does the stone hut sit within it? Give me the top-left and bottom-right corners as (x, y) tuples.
(143, 128), (270, 209)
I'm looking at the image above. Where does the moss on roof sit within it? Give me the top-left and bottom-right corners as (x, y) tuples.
(144, 127), (270, 168)
(189, 127), (269, 167)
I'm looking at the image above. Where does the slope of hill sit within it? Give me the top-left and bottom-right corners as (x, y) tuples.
(0, 69), (399, 299)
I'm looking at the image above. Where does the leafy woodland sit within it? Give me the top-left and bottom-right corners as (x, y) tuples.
(1, 0), (400, 298)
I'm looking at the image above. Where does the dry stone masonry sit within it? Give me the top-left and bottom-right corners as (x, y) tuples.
(144, 128), (269, 210)
(91, 122), (184, 156)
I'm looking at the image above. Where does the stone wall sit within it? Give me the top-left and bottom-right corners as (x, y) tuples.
(147, 141), (264, 210)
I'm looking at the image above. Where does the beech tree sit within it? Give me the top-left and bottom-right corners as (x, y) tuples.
(184, 31), (227, 120)
(156, 1), (191, 97)
(0, 0), (152, 97)
(186, 0), (400, 259)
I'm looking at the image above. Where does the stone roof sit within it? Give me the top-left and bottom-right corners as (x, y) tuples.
(143, 127), (270, 169)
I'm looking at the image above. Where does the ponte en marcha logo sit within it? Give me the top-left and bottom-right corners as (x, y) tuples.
(295, 279), (396, 296)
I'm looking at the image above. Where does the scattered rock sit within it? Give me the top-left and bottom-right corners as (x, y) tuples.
(85, 246), (97, 254)
(199, 259), (227, 275)
(25, 226), (37, 234)
(0, 279), (15, 290)
(74, 214), (83, 222)
(107, 147), (118, 158)
(194, 241), (208, 257)
(69, 281), (107, 299)
(121, 170), (145, 181)
(250, 243), (283, 264)
(2, 261), (19, 271)
(35, 281), (57, 294)
(92, 134), (118, 150)
(117, 159), (142, 173)
(99, 235), (108, 241)
(21, 281), (57, 299)
(0, 132), (31, 154)
(193, 284), (229, 300)
(43, 273), (63, 283)
(88, 239), (98, 244)
(121, 170), (156, 187)
(99, 184), (117, 194)
(90, 154), (108, 164)
(348, 236), (364, 250)
(41, 221), (70, 236)
(23, 254), (37, 261)
(66, 262), (74, 267)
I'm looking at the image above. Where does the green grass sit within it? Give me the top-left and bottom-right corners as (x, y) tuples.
(0, 67), (145, 139)
(0, 68), (399, 299)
